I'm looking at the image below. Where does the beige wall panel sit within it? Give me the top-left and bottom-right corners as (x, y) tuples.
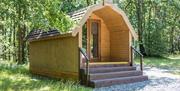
(29, 36), (79, 80)
(110, 29), (130, 62)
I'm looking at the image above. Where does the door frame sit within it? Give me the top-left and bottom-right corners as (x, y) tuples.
(87, 19), (101, 62)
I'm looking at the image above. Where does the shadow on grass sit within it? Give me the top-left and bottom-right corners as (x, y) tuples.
(0, 62), (92, 91)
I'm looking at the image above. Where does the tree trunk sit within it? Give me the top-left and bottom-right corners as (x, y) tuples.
(86, 0), (91, 6)
(135, 0), (146, 55)
(94, 0), (97, 4)
(17, 25), (23, 64)
(178, 36), (180, 51)
(147, 0), (152, 55)
(2, 22), (7, 60)
(17, 4), (24, 64)
(170, 27), (175, 53)
(22, 25), (26, 62)
(13, 20), (16, 62)
(0, 20), (5, 60)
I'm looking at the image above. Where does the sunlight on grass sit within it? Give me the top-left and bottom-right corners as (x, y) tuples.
(168, 55), (180, 59)
(0, 61), (92, 91)
(135, 55), (180, 75)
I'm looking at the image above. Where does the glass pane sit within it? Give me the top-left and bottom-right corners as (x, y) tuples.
(91, 22), (99, 58)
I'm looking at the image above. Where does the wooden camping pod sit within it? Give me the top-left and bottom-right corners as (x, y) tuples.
(28, 2), (138, 80)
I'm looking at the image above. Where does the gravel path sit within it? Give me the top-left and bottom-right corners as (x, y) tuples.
(94, 67), (180, 91)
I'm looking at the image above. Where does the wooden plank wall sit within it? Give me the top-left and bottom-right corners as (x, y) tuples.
(29, 35), (79, 80)
(93, 7), (132, 62)
(110, 29), (130, 62)
(90, 13), (110, 61)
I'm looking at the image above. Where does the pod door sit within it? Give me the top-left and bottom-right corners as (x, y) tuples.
(90, 20), (100, 61)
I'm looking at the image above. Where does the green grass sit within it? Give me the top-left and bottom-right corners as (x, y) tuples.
(0, 61), (92, 91)
(135, 55), (180, 75)
(1, 55), (180, 91)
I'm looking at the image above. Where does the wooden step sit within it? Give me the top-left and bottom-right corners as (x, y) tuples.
(89, 62), (130, 68)
(90, 71), (142, 80)
(89, 66), (136, 73)
(90, 76), (148, 88)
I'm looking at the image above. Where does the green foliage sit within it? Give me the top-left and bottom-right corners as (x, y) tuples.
(118, 0), (180, 56)
(27, 0), (75, 32)
(0, 61), (92, 91)
(60, 0), (87, 13)
(0, 0), (78, 62)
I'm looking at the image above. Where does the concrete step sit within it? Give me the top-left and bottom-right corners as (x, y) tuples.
(89, 63), (130, 68)
(89, 66), (136, 73)
(90, 75), (148, 88)
(90, 70), (142, 80)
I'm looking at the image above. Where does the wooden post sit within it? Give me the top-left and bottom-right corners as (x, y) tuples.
(140, 56), (143, 72)
(130, 47), (133, 66)
(85, 53), (89, 86)
(78, 48), (82, 84)
(87, 19), (91, 59)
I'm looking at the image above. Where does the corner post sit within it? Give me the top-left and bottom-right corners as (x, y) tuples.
(140, 55), (143, 72)
(130, 46), (133, 66)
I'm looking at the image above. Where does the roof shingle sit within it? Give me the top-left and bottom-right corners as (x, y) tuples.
(28, 29), (60, 40)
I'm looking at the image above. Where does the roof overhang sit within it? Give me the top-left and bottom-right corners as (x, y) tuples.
(71, 3), (138, 40)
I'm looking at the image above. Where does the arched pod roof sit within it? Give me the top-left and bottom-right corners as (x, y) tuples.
(68, 3), (138, 40)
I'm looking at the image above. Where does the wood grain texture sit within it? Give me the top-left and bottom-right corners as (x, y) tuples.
(29, 35), (79, 80)
(71, 3), (137, 39)
(30, 67), (79, 80)
(84, 12), (132, 62)
(110, 29), (130, 62)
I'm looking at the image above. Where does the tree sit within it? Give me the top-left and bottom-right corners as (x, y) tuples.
(117, 0), (180, 56)
(0, 0), (75, 64)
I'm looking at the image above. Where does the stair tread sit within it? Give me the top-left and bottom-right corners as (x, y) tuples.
(89, 63), (130, 68)
(90, 75), (148, 87)
(90, 70), (143, 80)
(89, 62), (129, 65)
(82, 66), (136, 73)
(90, 70), (142, 75)
(91, 75), (148, 82)
(89, 66), (136, 70)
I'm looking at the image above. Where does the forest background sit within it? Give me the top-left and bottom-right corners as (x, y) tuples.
(0, 0), (179, 64)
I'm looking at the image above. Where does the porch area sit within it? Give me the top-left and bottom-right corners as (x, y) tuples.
(79, 50), (147, 88)
(79, 6), (133, 63)
(77, 5), (148, 87)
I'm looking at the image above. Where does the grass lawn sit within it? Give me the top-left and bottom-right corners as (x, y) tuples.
(136, 55), (180, 75)
(0, 61), (92, 91)
(0, 55), (179, 91)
